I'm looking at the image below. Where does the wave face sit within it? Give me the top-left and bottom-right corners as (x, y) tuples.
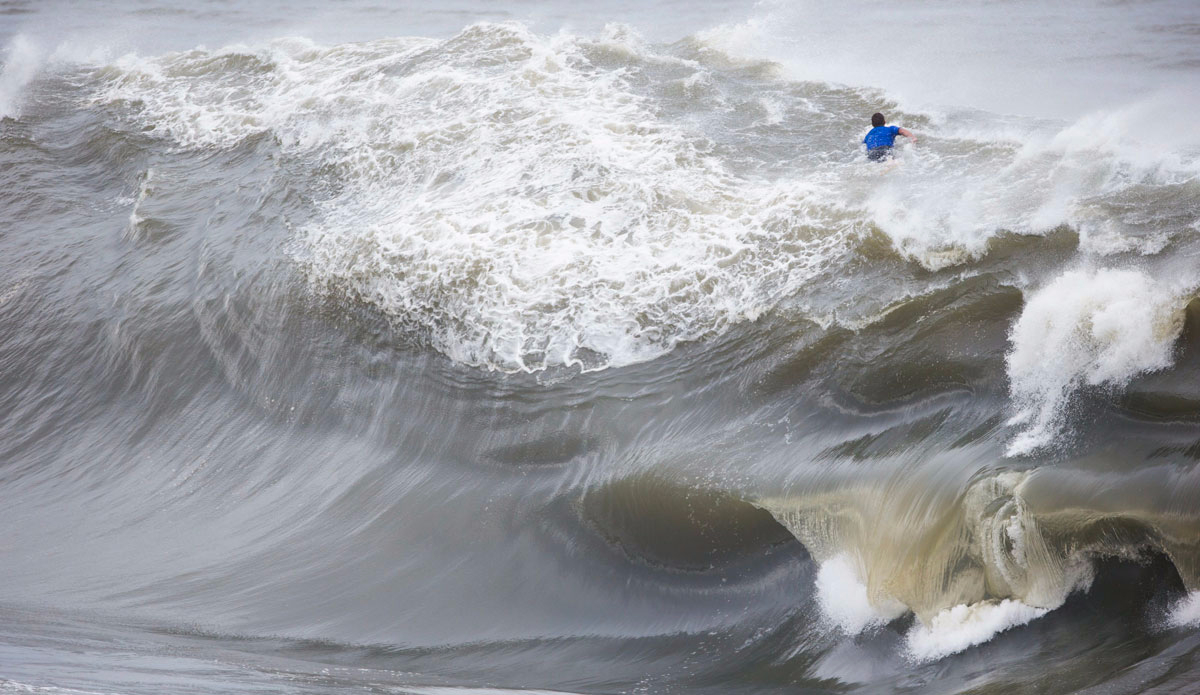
(1, 1), (1200, 694)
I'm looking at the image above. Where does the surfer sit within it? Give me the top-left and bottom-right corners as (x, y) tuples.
(864, 112), (916, 161)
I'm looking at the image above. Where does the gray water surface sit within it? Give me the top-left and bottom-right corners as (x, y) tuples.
(2, 1), (1200, 693)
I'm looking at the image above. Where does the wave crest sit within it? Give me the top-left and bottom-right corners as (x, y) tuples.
(1006, 268), (1190, 455)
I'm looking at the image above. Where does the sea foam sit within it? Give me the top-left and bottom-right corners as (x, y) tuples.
(94, 24), (850, 372)
(87, 21), (1198, 373)
(1167, 591), (1200, 629)
(814, 555), (903, 634)
(694, 3), (1200, 273)
(905, 599), (1048, 662)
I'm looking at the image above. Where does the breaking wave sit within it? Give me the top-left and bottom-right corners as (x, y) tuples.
(1, 7), (1198, 690)
(83, 21), (1200, 372)
(759, 464), (1200, 659)
(1006, 268), (1192, 455)
(90, 25), (853, 371)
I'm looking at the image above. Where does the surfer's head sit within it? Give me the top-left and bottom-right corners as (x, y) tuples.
(871, 113), (885, 127)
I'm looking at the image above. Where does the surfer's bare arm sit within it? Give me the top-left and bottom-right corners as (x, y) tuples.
(897, 127), (917, 143)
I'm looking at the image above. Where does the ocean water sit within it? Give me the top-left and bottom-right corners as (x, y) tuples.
(1, 1), (1200, 693)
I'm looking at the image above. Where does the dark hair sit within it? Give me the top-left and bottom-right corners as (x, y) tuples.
(871, 112), (885, 127)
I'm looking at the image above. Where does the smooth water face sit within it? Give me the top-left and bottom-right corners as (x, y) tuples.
(1, 1), (1199, 694)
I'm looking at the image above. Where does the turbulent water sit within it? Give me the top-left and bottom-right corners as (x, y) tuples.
(2, 1), (1200, 693)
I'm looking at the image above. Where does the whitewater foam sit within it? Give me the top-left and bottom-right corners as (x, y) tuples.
(696, 9), (1200, 273)
(0, 681), (114, 695)
(1167, 592), (1200, 629)
(814, 555), (904, 634)
(1006, 268), (1188, 455)
(1033, 92), (1200, 178)
(1078, 219), (1171, 257)
(905, 599), (1048, 662)
(84, 20), (1200, 372)
(851, 100), (1200, 272)
(92, 24), (855, 371)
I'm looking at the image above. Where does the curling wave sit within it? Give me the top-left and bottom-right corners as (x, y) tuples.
(759, 464), (1200, 659)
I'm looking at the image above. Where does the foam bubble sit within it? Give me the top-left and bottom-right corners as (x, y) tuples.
(1006, 268), (1188, 455)
(906, 599), (1048, 662)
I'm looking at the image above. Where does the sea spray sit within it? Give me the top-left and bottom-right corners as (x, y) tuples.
(1006, 268), (1187, 455)
(814, 555), (905, 634)
(1168, 592), (1200, 629)
(0, 35), (43, 120)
